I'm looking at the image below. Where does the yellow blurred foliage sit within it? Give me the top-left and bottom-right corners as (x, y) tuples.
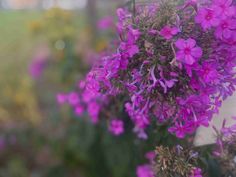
(29, 8), (77, 44)
(0, 76), (41, 125)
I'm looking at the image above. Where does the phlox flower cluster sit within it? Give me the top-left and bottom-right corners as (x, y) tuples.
(58, 0), (236, 139)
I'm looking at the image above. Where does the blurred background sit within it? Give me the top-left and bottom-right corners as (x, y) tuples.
(0, 1), (236, 177)
(0, 1), (125, 176)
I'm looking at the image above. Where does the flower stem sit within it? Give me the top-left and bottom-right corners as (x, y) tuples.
(132, 0), (136, 17)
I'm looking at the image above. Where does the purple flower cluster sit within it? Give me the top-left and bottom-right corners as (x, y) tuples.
(29, 56), (47, 79)
(59, 0), (236, 139)
(190, 167), (203, 177)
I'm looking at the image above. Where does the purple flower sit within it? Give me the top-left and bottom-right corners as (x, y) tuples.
(68, 92), (80, 106)
(97, 16), (114, 30)
(57, 93), (67, 105)
(29, 57), (47, 79)
(109, 119), (124, 136)
(74, 105), (84, 116)
(145, 151), (156, 162)
(175, 38), (203, 65)
(168, 122), (193, 138)
(212, 0), (236, 18)
(160, 26), (179, 40)
(87, 101), (100, 123)
(199, 62), (219, 83)
(136, 165), (154, 177)
(116, 8), (131, 21)
(189, 167), (203, 177)
(120, 42), (139, 58)
(195, 8), (220, 30)
(215, 18), (236, 39)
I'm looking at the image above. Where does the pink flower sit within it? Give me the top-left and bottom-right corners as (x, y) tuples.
(160, 26), (179, 40)
(175, 38), (203, 65)
(195, 8), (220, 30)
(136, 165), (154, 177)
(109, 119), (124, 136)
(215, 18), (236, 39)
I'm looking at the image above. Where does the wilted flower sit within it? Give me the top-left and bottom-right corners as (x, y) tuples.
(153, 145), (202, 177)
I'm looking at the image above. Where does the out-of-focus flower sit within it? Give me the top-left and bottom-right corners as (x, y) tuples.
(29, 57), (47, 79)
(97, 16), (114, 30)
(57, 93), (67, 105)
(136, 164), (154, 177)
(190, 167), (203, 177)
(109, 119), (124, 136)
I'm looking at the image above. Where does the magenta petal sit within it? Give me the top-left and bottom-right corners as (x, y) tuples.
(202, 21), (211, 30)
(165, 80), (176, 88)
(215, 28), (223, 38)
(191, 47), (203, 58)
(223, 29), (232, 39)
(226, 6), (235, 16)
(175, 39), (186, 49)
(229, 19), (236, 29)
(186, 38), (196, 48)
(176, 50), (186, 61)
(225, 0), (233, 6)
(171, 27), (179, 35)
(211, 18), (220, 26)
(184, 55), (195, 65)
(195, 8), (205, 23)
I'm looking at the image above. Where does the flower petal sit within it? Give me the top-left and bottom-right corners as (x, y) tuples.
(171, 27), (180, 35)
(191, 47), (203, 58)
(223, 28), (232, 39)
(175, 39), (186, 49)
(186, 38), (196, 48)
(176, 50), (186, 61)
(184, 55), (195, 65)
